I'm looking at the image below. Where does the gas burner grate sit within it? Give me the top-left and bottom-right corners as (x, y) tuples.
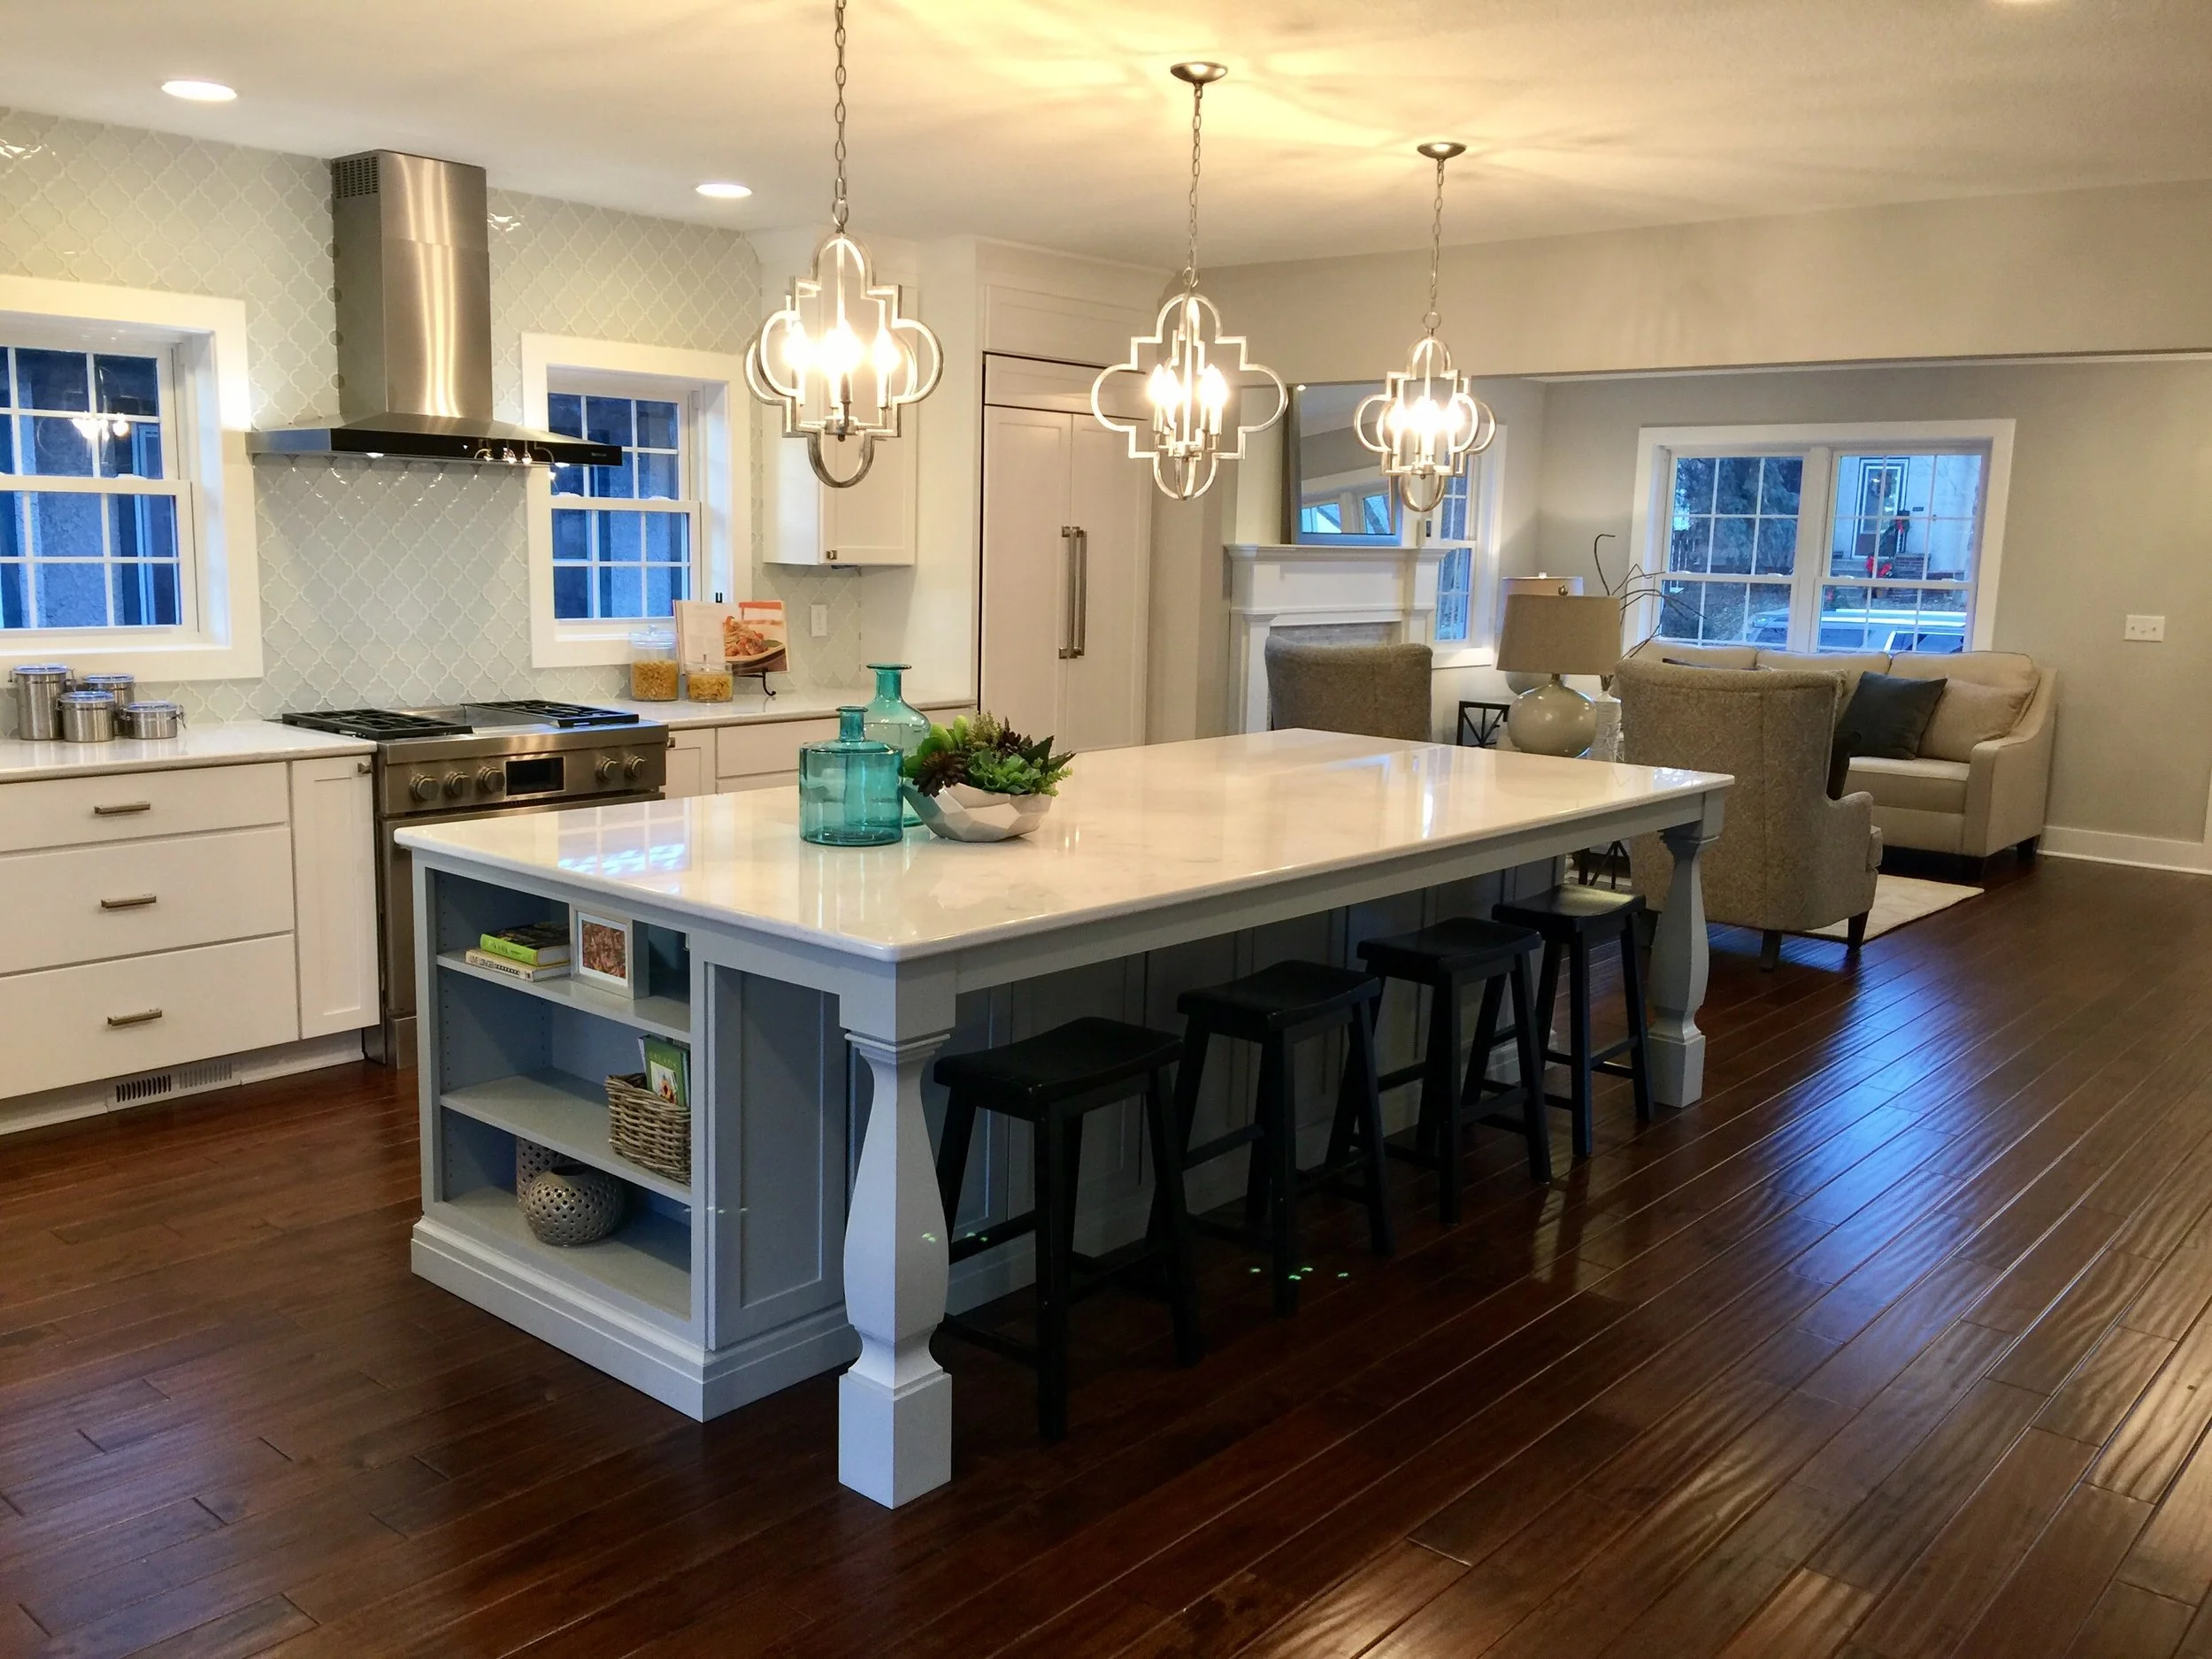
(469, 699), (641, 729)
(280, 709), (472, 740)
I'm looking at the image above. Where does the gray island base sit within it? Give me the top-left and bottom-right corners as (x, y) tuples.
(397, 731), (1730, 1508)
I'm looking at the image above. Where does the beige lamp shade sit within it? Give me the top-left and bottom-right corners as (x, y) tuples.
(1494, 593), (1621, 677)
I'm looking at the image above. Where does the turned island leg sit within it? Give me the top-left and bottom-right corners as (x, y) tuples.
(1646, 796), (1725, 1108)
(840, 1025), (955, 1507)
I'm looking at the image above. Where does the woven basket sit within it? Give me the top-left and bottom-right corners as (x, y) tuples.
(607, 1071), (691, 1184)
(519, 1165), (624, 1246)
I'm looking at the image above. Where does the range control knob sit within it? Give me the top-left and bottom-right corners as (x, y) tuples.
(623, 754), (647, 782)
(595, 756), (618, 785)
(442, 771), (468, 800)
(408, 773), (438, 803)
(477, 767), (505, 795)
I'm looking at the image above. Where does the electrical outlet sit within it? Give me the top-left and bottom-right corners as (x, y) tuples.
(2124, 614), (2166, 641)
(810, 603), (830, 639)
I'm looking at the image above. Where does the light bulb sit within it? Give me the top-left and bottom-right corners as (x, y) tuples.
(1200, 365), (1228, 412)
(1148, 365), (1180, 408)
(822, 321), (864, 377)
(870, 329), (903, 380)
(782, 329), (811, 374)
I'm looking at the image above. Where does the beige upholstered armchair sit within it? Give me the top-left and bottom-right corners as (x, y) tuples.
(1617, 658), (1879, 969)
(1264, 638), (1433, 741)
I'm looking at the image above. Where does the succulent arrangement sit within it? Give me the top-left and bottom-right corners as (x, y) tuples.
(902, 712), (1074, 798)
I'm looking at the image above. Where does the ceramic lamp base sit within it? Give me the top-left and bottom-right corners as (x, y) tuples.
(1507, 676), (1597, 758)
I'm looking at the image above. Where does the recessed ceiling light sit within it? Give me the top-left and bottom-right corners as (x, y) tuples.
(161, 79), (237, 103)
(695, 180), (752, 200)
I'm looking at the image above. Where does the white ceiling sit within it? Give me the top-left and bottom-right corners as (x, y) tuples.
(3, 0), (2209, 268)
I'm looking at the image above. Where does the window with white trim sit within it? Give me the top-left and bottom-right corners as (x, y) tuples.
(521, 334), (746, 669)
(0, 278), (259, 680)
(1422, 435), (1505, 657)
(545, 387), (696, 621)
(1633, 422), (2010, 656)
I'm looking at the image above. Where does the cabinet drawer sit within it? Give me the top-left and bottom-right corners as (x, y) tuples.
(715, 718), (838, 780)
(0, 826), (296, 975)
(0, 934), (301, 1099)
(0, 763), (289, 854)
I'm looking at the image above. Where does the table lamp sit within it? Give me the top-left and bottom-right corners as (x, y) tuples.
(1494, 593), (1621, 757)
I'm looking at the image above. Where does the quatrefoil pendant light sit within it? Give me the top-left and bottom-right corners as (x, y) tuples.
(1093, 62), (1284, 502)
(1355, 142), (1495, 516)
(747, 0), (941, 489)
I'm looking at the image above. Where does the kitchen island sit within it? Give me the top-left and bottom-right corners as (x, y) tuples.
(397, 731), (1730, 1507)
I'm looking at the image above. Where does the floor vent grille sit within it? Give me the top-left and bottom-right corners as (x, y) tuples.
(111, 1058), (239, 1108)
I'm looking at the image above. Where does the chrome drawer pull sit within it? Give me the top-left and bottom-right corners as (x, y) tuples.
(106, 1008), (165, 1027)
(92, 802), (152, 817)
(99, 894), (158, 910)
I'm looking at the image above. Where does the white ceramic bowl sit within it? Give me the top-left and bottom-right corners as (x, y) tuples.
(904, 782), (1055, 842)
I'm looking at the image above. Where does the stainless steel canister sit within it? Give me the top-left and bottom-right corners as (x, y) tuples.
(10, 664), (71, 741)
(117, 700), (186, 739)
(57, 689), (117, 742)
(75, 672), (136, 708)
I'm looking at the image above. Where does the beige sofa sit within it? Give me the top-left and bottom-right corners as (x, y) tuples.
(1617, 659), (1880, 968)
(1646, 644), (2054, 864)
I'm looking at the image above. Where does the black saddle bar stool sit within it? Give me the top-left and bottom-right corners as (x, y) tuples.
(1491, 886), (1654, 1158)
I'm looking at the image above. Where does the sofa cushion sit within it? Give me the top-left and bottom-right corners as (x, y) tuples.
(1888, 650), (2038, 698)
(1648, 643), (1759, 671)
(1847, 755), (1971, 815)
(1917, 676), (2035, 762)
(1756, 650), (1890, 722)
(1840, 671), (1946, 759)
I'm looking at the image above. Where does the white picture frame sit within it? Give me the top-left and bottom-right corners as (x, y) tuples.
(572, 908), (641, 996)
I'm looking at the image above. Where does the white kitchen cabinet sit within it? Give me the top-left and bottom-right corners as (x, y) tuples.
(980, 404), (1149, 751)
(762, 417), (918, 566)
(288, 756), (379, 1041)
(664, 731), (712, 800)
(0, 761), (288, 854)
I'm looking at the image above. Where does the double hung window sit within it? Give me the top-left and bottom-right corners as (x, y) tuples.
(546, 388), (695, 622)
(1637, 422), (2010, 656)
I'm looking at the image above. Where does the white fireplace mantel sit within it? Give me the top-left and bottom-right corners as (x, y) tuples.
(1224, 541), (1462, 734)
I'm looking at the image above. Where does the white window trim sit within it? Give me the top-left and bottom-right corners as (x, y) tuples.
(1625, 419), (2014, 655)
(520, 334), (750, 668)
(0, 274), (261, 680)
(1417, 428), (1508, 670)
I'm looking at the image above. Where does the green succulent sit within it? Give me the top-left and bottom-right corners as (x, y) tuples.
(901, 712), (1075, 797)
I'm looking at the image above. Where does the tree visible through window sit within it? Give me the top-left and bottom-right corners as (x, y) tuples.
(546, 390), (694, 621)
(0, 346), (185, 631)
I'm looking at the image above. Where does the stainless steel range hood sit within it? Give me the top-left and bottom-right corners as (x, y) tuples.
(251, 150), (621, 467)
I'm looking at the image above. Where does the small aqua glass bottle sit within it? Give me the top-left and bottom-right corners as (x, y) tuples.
(863, 663), (930, 826)
(799, 707), (903, 847)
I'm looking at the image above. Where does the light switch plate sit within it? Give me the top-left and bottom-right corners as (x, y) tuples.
(810, 603), (830, 639)
(2125, 614), (2166, 641)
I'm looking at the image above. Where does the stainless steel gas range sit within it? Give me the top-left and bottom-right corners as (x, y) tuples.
(279, 699), (667, 1065)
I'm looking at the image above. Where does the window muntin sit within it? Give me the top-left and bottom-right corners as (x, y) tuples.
(1651, 440), (1991, 657)
(0, 345), (187, 632)
(546, 390), (695, 621)
(1431, 466), (1492, 647)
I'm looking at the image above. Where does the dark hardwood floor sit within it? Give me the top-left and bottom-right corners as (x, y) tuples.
(8, 855), (2212, 1657)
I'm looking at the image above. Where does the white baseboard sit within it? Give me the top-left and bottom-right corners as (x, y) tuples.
(0, 1030), (368, 1139)
(2040, 825), (2212, 876)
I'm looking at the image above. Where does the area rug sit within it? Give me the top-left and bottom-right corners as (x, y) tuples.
(1809, 873), (1981, 941)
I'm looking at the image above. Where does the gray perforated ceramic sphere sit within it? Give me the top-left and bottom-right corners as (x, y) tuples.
(520, 1165), (625, 1246)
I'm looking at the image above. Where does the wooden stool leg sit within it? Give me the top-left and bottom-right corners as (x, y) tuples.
(1034, 1107), (1073, 1442)
(1441, 975), (1500, 1223)
(1508, 953), (1552, 1182)
(1618, 924), (1654, 1123)
(1349, 1002), (1394, 1256)
(1142, 1069), (1203, 1365)
(1532, 937), (1563, 1070)
(1245, 1041), (1279, 1236)
(1267, 1038), (1302, 1317)
(935, 1090), (979, 1239)
(1567, 941), (1596, 1159)
(1417, 975), (1463, 1163)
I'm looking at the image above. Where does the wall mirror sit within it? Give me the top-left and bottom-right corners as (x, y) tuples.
(1281, 381), (1401, 546)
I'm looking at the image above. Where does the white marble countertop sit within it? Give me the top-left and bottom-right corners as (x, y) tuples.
(399, 731), (1732, 962)
(596, 688), (972, 731)
(0, 719), (375, 782)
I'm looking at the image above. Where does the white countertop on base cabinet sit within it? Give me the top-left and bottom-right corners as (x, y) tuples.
(0, 721), (374, 783)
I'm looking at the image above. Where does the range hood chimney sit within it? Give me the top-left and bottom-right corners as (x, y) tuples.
(251, 150), (619, 466)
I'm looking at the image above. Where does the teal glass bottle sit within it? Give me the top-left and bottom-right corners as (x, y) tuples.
(798, 708), (903, 846)
(863, 663), (930, 826)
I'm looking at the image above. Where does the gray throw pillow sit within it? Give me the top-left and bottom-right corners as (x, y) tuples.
(1839, 672), (1947, 760)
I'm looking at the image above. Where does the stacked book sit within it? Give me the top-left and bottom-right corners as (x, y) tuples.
(465, 922), (572, 982)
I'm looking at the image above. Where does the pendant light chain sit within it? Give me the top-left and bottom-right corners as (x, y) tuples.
(830, 0), (849, 232)
(1424, 153), (1447, 336)
(1182, 80), (1205, 291)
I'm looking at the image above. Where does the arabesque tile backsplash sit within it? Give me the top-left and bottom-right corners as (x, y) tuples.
(0, 106), (869, 728)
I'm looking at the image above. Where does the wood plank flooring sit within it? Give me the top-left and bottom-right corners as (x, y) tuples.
(7, 856), (2212, 1656)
